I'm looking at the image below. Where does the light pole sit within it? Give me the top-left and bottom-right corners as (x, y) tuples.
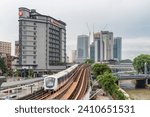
(144, 62), (148, 85)
(144, 62), (147, 75)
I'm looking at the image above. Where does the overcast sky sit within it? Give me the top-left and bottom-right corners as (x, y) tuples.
(0, 0), (150, 60)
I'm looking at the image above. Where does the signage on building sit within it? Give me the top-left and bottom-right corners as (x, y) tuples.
(18, 10), (23, 17)
(50, 19), (60, 27)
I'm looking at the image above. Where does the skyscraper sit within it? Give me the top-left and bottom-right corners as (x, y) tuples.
(18, 7), (66, 70)
(90, 42), (95, 61)
(94, 31), (113, 62)
(101, 31), (113, 60)
(113, 37), (122, 61)
(77, 35), (89, 63)
(93, 32), (101, 62)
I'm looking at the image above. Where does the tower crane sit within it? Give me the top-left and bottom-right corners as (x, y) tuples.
(86, 23), (91, 59)
(86, 23), (91, 39)
(103, 24), (107, 30)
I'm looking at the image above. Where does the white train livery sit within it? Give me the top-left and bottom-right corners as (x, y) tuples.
(43, 64), (78, 91)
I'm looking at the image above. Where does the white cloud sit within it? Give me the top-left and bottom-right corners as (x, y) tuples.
(122, 38), (150, 60)
(0, 0), (150, 58)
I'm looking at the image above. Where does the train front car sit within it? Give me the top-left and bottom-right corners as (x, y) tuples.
(44, 76), (56, 91)
(43, 64), (79, 91)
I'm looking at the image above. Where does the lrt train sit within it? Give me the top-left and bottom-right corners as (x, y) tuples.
(43, 64), (78, 91)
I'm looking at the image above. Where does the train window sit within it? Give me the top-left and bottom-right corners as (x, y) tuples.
(58, 78), (61, 84)
(58, 78), (60, 84)
(58, 77), (62, 84)
(62, 76), (65, 82)
(67, 72), (71, 78)
(46, 78), (55, 88)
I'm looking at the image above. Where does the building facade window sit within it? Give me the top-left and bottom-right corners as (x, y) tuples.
(33, 42), (36, 45)
(23, 56), (26, 59)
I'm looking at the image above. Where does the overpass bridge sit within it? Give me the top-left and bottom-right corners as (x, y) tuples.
(117, 74), (150, 80)
(116, 74), (150, 88)
(109, 63), (134, 72)
(109, 63), (150, 88)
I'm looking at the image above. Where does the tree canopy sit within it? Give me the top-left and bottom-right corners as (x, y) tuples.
(133, 54), (150, 73)
(92, 63), (111, 77)
(0, 57), (7, 75)
(97, 72), (127, 100)
(84, 59), (94, 64)
(97, 72), (118, 95)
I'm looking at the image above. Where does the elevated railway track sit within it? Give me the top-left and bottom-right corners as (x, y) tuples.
(18, 64), (91, 100)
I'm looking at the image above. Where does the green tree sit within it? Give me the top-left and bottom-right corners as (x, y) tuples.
(84, 59), (94, 64)
(14, 69), (20, 77)
(133, 54), (150, 73)
(7, 69), (13, 77)
(113, 90), (127, 100)
(27, 69), (34, 78)
(97, 72), (118, 95)
(97, 72), (127, 100)
(92, 63), (111, 77)
(48, 70), (53, 75)
(0, 57), (8, 75)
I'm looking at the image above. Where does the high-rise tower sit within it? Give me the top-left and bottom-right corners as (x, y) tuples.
(77, 35), (89, 63)
(94, 31), (113, 62)
(18, 7), (66, 70)
(113, 37), (122, 61)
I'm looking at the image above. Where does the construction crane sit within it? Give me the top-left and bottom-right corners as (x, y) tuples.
(103, 24), (107, 31)
(86, 23), (91, 59)
(86, 23), (91, 39)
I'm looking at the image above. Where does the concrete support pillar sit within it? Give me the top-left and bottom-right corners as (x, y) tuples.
(136, 79), (146, 88)
(148, 79), (150, 84)
(146, 79), (148, 85)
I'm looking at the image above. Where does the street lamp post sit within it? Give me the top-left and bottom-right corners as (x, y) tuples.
(144, 62), (147, 75)
(144, 62), (148, 85)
